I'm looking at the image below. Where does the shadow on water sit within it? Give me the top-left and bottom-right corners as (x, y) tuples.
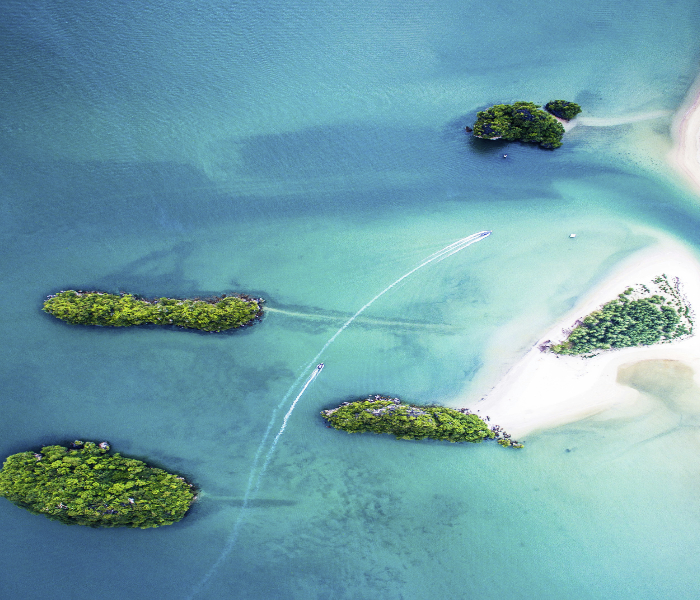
(92, 241), (199, 295)
(38, 239), (273, 336)
(236, 121), (433, 179)
(233, 117), (582, 206)
(39, 313), (265, 338)
(440, 112), (605, 202)
(7, 119), (700, 276)
(0, 150), (230, 236)
(467, 135), (511, 155)
(574, 89), (606, 111)
(5, 117), (672, 246)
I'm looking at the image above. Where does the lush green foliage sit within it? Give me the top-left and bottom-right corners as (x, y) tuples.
(472, 101), (565, 148)
(544, 100), (582, 120)
(321, 396), (495, 443)
(43, 290), (263, 332)
(551, 277), (692, 355)
(0, 441), (195, 528)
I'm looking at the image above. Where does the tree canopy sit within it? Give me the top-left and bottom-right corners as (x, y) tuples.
(544, 100), (582, 121)
(322, 396), (497, 444)
(0, 441), (195, 528)
(43, 290), (263, 332)
(551, 277), (692, 355)
(472, 101), (566, 148)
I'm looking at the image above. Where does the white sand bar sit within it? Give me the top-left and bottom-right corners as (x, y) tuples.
(469, 237), (700, 438)
(670, 75), (700, 195)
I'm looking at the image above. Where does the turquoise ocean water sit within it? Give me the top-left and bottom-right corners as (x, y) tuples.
(2, 0), (700, 598)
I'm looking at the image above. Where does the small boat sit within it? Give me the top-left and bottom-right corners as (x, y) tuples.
(316, 363), (324, 371)
(569, 233), (577, 238)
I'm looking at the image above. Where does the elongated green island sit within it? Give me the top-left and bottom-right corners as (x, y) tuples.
(551, 275), (693, 355)
(321, 395), (522, 447)
(0, 441), (196, 528)
(43, 290), (263, 332)
(471, 100), (581, 149)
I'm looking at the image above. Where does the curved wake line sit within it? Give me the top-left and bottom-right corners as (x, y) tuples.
(187, 230), (491, 599)
(258, 367), (321, 478)
(185, 368), (322, 600)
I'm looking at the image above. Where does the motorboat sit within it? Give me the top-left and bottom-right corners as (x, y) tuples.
(316, 363), (324, 371)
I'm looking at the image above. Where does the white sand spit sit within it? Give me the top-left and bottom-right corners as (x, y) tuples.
(468, 237), (700, 438)
(670, 76), (700, 196)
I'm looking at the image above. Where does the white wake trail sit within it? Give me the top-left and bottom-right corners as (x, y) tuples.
(185, 367), (322, 600)
(255, 367), (321, 488)
(187, 230), (491, 598)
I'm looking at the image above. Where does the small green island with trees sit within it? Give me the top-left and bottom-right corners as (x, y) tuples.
(43, 290), (263, 332)
(0, 441), (195, 528)
(470, 100), (581, 149)
(321, 395), (523, 448)
(550, 275), (693, 355)
(544, 100), (582, 121)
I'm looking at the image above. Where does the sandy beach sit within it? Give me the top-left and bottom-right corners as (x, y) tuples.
(670, 75), (700, 195)
(468, 235), (700, 438)
(461, 80), (700, 439)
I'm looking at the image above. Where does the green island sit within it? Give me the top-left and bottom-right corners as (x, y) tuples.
(551, 275), (693, 356)
(544, 99), (582, 121)
(321, 395), (523, 448)
(43, 290), (263, 332)
(0, 441), (196, 528)
(471, 100), (580, 149)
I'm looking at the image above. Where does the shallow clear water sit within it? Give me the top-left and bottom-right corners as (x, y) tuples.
(2, 0), (700, 598)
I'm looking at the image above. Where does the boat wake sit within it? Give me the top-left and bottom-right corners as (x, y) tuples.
(263, 306), (460, 334)
(187, 230), (492, 598)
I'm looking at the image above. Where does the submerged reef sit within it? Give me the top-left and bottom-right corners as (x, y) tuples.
(322, 395), (523, 447)
(471, 100), (578, 148)
(43, 290), (263, 332)
(550, 275), (693, 355)
(0, 441), (196, 528)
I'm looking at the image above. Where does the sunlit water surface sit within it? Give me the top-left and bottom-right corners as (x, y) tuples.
(2, 0), (700, 598)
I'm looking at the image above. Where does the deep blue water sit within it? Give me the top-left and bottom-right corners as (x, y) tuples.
(2, 1), (700, 598)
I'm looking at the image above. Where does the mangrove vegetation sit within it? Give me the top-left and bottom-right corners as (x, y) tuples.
(471, 100), (581, 148)
(43, 290), (263, 332)
(0, 441), (195, 528)
(321, 395), (523, 447)
(551, 275), (693, 355)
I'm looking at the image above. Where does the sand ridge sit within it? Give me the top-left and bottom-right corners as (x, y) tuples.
(469, 236), (700, 438)
(464, 77), (700, 439)
(670, 75), (700, 195)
